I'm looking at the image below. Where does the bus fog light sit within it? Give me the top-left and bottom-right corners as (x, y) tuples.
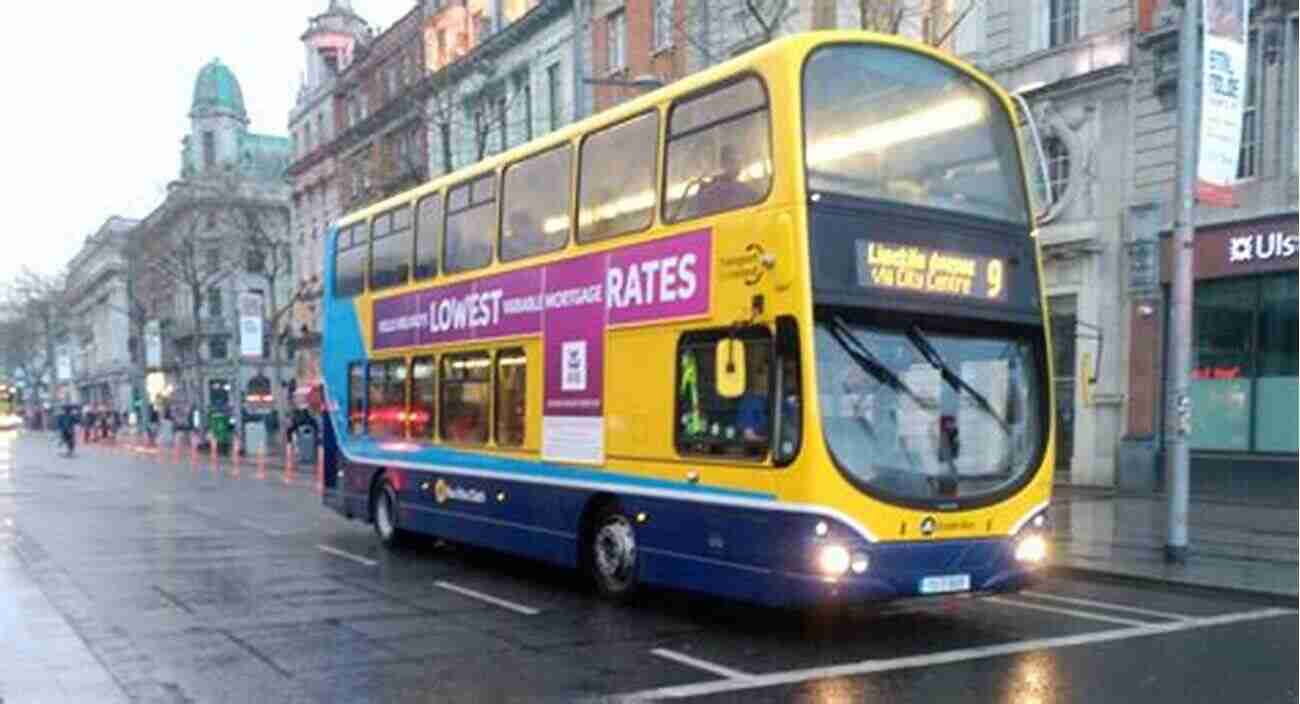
(818, 544), (850, 576)
(850, 552), (869, 574)
(814, 520), (829, 537)
(1015, 534), (1048, 563)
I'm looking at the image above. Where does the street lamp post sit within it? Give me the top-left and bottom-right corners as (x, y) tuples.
(1165, 0), (1200, 564)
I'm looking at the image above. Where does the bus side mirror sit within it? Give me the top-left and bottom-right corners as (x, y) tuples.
(715, 339), (747, 399)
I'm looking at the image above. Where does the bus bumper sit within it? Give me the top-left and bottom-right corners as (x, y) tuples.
(764, 537), (1044, 608)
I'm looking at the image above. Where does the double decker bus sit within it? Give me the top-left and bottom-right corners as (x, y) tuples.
(321, 31), (1055, 606)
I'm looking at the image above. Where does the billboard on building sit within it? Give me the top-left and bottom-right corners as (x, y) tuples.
(1197, 0), (1249, 207)
(144, 320), (162, 368)
(238, 291), (264, 359)
(56, 349), (72, 381)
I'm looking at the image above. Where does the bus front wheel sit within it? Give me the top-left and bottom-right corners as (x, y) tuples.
(588, 505), (640, 600)
(372, 480), (408, 548)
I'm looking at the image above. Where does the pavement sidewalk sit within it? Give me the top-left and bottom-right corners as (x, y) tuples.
(1049, 484), (1298, 600)
(96, 432), (1298, 601)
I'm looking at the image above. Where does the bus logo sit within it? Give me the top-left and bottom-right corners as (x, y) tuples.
(434, 478), (450, 504)
(920, 516), (937, 537)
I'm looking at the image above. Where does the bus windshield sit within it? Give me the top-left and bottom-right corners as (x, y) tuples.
(814, 315), (1043, 503)
(803, 44), (1029, 225)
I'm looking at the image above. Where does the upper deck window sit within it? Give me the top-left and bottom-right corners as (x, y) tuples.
(415, 194), (441, 280)
(664, 78), (772, 223)
(502, 145), (572, 261)
(445, 174), (497, 274)
(578, 111), (659, 242)
(803, 45), (1029, 225)
(371, 206), (413, 291)
(334, 222), (367, 298)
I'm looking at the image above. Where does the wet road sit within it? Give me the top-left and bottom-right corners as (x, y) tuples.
(1, 431), (1295, 703)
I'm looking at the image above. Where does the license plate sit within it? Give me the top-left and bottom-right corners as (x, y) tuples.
(919, 574), (971, 594)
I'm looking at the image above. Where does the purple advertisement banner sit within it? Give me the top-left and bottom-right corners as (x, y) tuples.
(372, 229), (712, 352)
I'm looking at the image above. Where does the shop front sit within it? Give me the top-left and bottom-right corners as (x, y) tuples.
(1159, 214), (1298, 501)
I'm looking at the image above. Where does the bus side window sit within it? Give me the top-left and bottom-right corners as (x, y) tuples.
(664, 77), (772, 224)
(334, 223), (367, 298)
(414, 194), (441, 280)
(444, 175), (496, 274)
(578, 111), (659, 242)
(410, 355), (436, 440)
(502, 146), (571, 261)
(495, 348), (527, 447)
(371, 207), (413, 290)
(440, 352), (491, 445)
(348, 362), (366, 435)
(676, 328), (773, 459)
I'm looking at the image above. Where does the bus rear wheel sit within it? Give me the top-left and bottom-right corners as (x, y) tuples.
(588, 505), (639, 600)
(373, 480), (408, 548)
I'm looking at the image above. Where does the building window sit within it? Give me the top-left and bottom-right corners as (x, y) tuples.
(1191, 274), (1299, 453)
(495, 348), (527, 447)
(202, 131), (216, 168)
(246, 248), (266, 274)
(496, 94), (508, 152)
(209, 336), (227, 361)
(206, 287), (222, 318)
(607, 10), (627, 72)
(1237, 29), (1261, 179)
(1049, 0), (1078, 48)
(317, 112), (327, 144)
(653, 0), (673, 52)
(547, 63), (563, 130)
(1044, 136), (1070, 203)
(514, 71), (533, 141)
(1048, 295), (1077, 472)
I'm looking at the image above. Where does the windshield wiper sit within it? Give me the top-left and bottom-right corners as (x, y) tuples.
(905, 324), (1010, 435)
(825, 316), (932, 410)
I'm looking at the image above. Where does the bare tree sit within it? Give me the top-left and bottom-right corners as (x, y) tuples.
(0, 268), (70, 409)
(131, 188), (243, 417)
(859, 0), (979, 47)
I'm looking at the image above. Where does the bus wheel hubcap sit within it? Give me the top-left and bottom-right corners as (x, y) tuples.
(594, 516), (636, 589)
(377, 492), (394, 538)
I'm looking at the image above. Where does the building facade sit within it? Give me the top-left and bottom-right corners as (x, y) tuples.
(64, 216), (139, 414)
(288, 0), (373, 404)
(133, 59), (294, 423)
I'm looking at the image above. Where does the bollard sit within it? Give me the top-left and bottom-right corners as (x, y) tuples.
(284, 443), (294, 480)
(231, 437), (241, 478)
(258, 446), (269, 482)
(209, 433), (218, 470)
(315, 446), (325, 494)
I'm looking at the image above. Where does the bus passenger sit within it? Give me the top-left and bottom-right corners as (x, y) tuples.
(689, 145), (759, 219)
(736, 353), (770, 443)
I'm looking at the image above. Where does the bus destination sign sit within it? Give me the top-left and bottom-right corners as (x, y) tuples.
(854, 240), (1007, 302)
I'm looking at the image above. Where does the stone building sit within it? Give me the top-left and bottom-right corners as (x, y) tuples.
(132, 59), (294, 423)
(288, 0), (373, 404)
(64, 216), (139, 414)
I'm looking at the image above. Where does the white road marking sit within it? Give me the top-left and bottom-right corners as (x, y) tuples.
(650, 648), (753, 680)
(985, 596), (1149, 627)
(434, 580), (540, 615)
(611, 608), (1296, 701)
(1021, 590), (1193, 621)
(317, 544), (378, 567)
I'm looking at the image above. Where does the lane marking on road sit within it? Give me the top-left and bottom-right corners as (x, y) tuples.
(1021, 590), (1193, 621)
(985, 596), (1149, 627)
(433, 580), (540, 615)
(650, 648), (753, 680)
(317, 544), (378, 567)
(610, 608), (1297, 702)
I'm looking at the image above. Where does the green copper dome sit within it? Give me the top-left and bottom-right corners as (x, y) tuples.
(191, 58), (247, 119)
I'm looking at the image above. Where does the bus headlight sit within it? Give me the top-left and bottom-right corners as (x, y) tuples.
(1014, 533), (1048, 563)
(818, 544), (851, 576)
(851, 552), (870, 574)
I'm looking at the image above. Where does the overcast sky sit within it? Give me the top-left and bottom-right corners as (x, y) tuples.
(0, 1), (416, 282)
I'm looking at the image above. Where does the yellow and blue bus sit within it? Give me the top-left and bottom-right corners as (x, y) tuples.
(320, 31), (1055, 606)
